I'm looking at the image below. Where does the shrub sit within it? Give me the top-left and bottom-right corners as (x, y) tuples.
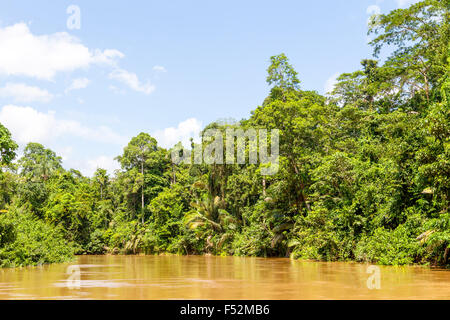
(355, 225), (420, 265)
(0, 207), (74, 267)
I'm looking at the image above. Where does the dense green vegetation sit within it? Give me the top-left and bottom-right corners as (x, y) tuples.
(0, 0), (449, 267)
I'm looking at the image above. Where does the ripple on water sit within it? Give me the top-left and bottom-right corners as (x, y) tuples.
(53, 279), (133, 288)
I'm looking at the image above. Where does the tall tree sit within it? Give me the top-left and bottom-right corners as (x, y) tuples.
(368, 0), (449, 103)
(19, 143), (62, 181)
(0, 123), (18, 166)
(93, 168), (109, 200)
(116, 133), (168, 223)
(266, 53), (301, 102)
(266, 53), (301, 90)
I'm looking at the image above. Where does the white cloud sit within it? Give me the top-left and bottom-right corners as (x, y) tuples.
(108, 85), (126, 95)
(0, 83), (53, 103)
(153, 65), (167, 73)
(91, 49), (124, 65)
(82, 155), (120, 177)
(372, 0), (421, 10)
(0, 105), (126, 145)
(324, 73), (340, 95)
(367, 5), (381, 15)
(57, 146), (73, 161)
(0, 23), (124, 80)
(153, 118), (202, 149)
(109, 68), (155, 95)
(395, 0), (420, 8)
(65, 77), (90, 93)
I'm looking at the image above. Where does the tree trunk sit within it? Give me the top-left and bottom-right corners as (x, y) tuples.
(141, 161), (144, 224)
(172, 163), (176, 185)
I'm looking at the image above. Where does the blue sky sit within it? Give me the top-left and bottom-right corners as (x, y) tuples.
(0, 0), (419, 175)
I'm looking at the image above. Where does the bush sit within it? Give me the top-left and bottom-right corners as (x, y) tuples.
(0, 206), (75, 267)
(289, 208), (343, 261)
(86, 228), (111, 254)
(419, 213), (450, 266)
(355, 225), (420, 265)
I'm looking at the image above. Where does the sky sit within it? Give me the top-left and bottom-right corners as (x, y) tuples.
(0, 0), (420, 176)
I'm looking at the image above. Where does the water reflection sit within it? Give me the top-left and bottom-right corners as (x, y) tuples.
(0, 255), (448, 299)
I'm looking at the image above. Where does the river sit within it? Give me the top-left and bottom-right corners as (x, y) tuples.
(0, 255), (448, 299)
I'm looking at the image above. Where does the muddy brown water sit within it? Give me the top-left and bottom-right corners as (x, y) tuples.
(0, 255), (448, 299)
